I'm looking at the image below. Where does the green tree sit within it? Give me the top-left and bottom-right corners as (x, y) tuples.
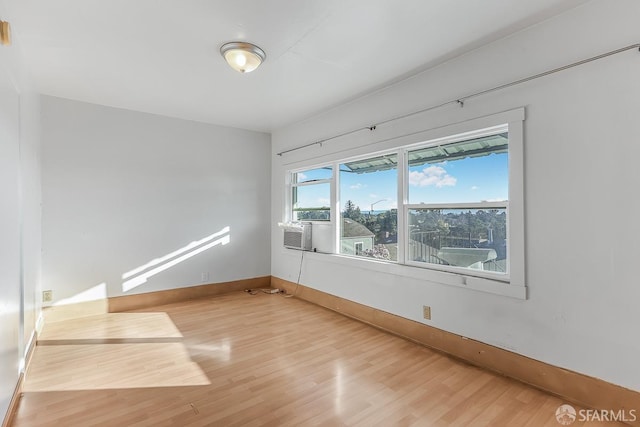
(377, 209), (398, 242)
(343, 200), (363, 222)
(296, 208), (330, 221)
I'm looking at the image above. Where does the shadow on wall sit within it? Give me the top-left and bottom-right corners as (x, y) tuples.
(122, 226), (231, 293)
(49, 226), (232, 311)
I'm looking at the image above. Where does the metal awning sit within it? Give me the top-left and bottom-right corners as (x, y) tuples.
(342, 133), (508, 174)
(341, 153), (397, 174)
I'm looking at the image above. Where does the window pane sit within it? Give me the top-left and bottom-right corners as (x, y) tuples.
(292, 183), (330, 221)
(293, 167), (332, 184)
(408, 208), (507, 274)
(339, 154), (397, 261)
(408, 133), (508, 204)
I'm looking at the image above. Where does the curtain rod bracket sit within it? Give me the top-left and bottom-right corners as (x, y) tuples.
(457, 100), (465, 108)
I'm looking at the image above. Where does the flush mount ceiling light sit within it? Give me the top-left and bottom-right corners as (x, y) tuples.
(220, 42), (266, 73)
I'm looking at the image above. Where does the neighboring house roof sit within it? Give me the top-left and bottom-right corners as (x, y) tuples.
(342, 218), (375, 238)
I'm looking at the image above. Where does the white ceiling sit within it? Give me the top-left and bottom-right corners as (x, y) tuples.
(7, 0), (588, 132)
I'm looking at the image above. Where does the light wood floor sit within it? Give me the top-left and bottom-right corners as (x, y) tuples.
(12, 291), (625, 426)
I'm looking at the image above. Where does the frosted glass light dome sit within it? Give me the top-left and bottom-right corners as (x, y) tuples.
(220, 42), (266, 73)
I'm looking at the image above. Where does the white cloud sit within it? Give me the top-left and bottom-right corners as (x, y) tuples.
(297, 172), (307, 181)
(471, 186), (479, 191)
(317, 198), (330, 205)
(350, 183), (365, 190)
(369, 193), (379, 198)
(409, 166), (457, 188)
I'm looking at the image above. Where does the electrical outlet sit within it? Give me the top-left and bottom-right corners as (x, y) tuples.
(42, 290), (53, 303)
(201, 272), (209, 282)
(423, 305), (431, 320)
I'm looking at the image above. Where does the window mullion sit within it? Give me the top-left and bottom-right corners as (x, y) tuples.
(397, 149), (406, 265)
(332, 162), (339, 253)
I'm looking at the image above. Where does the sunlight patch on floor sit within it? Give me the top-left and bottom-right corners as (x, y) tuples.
(26, 311), (209, 391)
(24, 342), (210, 391)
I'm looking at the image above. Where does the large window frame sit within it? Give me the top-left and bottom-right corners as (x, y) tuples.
(284, 109), (526, 299)
(402, 124), (510, 281)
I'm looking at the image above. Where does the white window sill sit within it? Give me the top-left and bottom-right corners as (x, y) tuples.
(281, 248), (527, 300)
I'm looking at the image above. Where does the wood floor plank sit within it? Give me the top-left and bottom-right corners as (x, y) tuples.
(11, 291), (630, 426)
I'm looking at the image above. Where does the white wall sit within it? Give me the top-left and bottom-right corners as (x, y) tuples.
(0, 43), (22, 420)
(19, 91), (41, 354)
(271, 0), (640, 391)
(41, 97), (271, 304)
(0, 4), (42, 421)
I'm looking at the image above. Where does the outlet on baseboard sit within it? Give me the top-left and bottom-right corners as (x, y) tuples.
(423, 305), (431, 320)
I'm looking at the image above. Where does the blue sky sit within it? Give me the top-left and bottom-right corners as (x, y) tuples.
(407, 153), (508, 205)
(294, 153), (508, 211)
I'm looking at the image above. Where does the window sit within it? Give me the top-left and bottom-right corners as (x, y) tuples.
(284, 109), (525, 297)
(340, 154), (397, 261)
(354, 242), (364, 255)
(407, 207), (507, 269)
(291, 166), (332, 221)
(405, 128), (509, 276)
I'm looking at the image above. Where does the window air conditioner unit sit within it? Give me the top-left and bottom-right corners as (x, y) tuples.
(281, 222), (312, 251)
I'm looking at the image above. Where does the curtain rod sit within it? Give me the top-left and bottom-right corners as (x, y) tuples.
(277, 43), (640, 157)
